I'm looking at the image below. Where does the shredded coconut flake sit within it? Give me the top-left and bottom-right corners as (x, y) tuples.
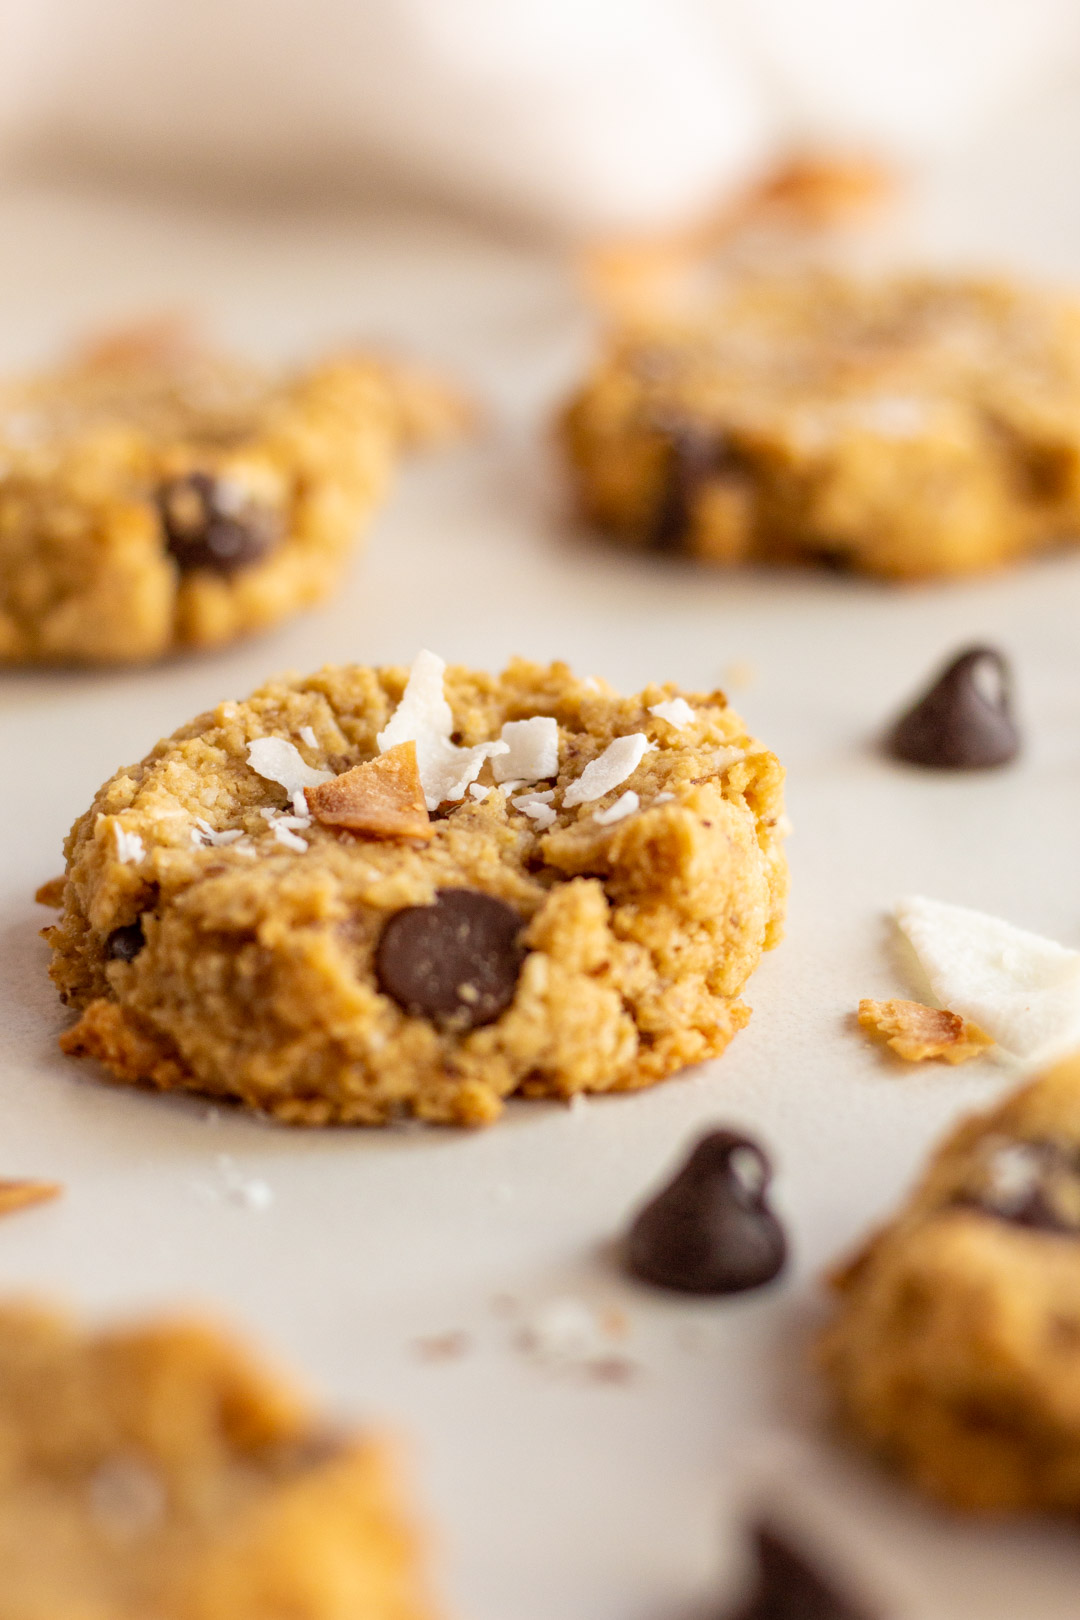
(512, 794), (557, 830)
(298, 725), (318, 749)
(895, 896), (1080, 1064)
(376, 649), (508, 809)
(493, 716), (559, 784)
(247, 737), (333, 799)
(271, 821), (309, 853)
(562, 734), (655, 807)
(468, 782), (490, 801)
(192, 818), (246, 849)
(648, 697), (695, 728)
(593, 790), (639, 826)
(113, 826), (145, 865)
(581, 676), (601, 693)
(653, 792), (675, 804)
(192, 1153), (274, 1210)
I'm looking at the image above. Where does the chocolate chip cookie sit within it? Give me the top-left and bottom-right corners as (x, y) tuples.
(819, 1053), (1080, 1511)
(42, 652), (787, 1125)
(561, 271), (1080, 578)
(0, 319), (459, 664)
(0, 1300), (435, 1618)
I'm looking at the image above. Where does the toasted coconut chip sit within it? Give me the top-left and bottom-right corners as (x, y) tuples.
(0, 1180), (62, 1216)
(34, 876), (66, 908)
(307, 742), (433, 841)
(858, 998), (993, 1065)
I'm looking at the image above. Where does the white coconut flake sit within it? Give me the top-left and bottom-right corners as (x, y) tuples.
(468, 782), (491, 801)
(247, 737), (333, 799)
(494, 716), (559, 784)
(192, 1153), (274, 1210)
(581, 676), (601, 693)
(376, 649), (508, 809)
(113, 826), (145, 865)
(896, 895), (1080, 1064)
(562, 734), (655, 807)
(298, 725), (319, 749)
(192, 818), (246, 849)
(511, 794), (557, 830)
(653, 792), (675, 804)
(711, 746), (745, 771)
(593, 790), (639, 826)
(271, 820), (309, 853)
(648, 697), (695, 728)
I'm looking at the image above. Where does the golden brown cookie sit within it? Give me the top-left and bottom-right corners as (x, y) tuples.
(43, 653), (787, 1126)
(820, 1053), (1080, 1511)
(0, 1300), (436, 1619)
(0, 319), (456, 664)
(561, 270), (1080, 579)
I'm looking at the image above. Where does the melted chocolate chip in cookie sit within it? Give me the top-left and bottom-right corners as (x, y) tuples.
(625, 1128), (787, 1294)
(104, 920), (145, 962)
(375, 888), (525, 1029)
(649, 418), (748, 553)
(159, 472), (280, 575)
(887, 646), (1020, 769)
(731, 1522), (880, 1620)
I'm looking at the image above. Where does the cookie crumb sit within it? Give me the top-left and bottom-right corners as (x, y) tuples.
(34, 876), (66, 907)
(858, 997), (993, 1064)
(0, 1180), (62, 1217)
(307, 743), (433, 841)
(413, 1331), (470, 1362)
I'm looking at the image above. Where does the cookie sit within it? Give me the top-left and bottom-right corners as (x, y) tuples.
(0, 1300), (435, 1618)
(0, 319), (460, 664)
(819, 1053), (1080, 1511)
(561, 271), (1080, 579)
(43, 652), (787, 1126)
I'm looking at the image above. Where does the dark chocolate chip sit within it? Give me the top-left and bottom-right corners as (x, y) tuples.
(159, 472), (280, 575)
(625, 1128), (787, 1295)
(105, 920), (145, 962)
(956, 1139), (1080, 1234)
(375, 888), (525, 1029)
(886, 645), (1020, 769)
(730, 1522), (879, 1620)
(649, 418), (746, 553)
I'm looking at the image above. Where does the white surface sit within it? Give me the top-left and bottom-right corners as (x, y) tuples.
(4, 109), (1080, 1620)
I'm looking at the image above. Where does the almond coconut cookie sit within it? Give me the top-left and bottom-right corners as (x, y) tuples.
(0, 1300), (436, 1619)
(820, 1053), (1080, 1512)
(0, 319), (462, 664)
(561, 271), (1080, 579)
(42, 653), (787, 1126)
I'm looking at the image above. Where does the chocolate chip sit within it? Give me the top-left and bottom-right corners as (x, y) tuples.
(625, 1129), (787, 1295)
(159, 472), (280, 575)
(886, 646), (1020, 769)
(105, 920), (144, 962)
(957, 1139), (1080, 1234)
(649, 419), (746, 552)
(375, 889), (525, 1029)
(730, 1522), (879, 1620)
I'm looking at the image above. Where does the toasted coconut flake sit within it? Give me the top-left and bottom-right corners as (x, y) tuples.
(493, 716), (559, 784)
(34, 876), (66, 907)
(307, 742), (433, 841)
(0, 1179), (62, 1216)
(562, 734), (654, 807)
(858, 998), (993, 1064)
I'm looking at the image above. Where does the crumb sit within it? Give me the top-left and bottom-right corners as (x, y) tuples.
(858, 997), (993, 1065)
(34, 877), (66, 907)
(413, 1331), (471, 1362)
(723, 661), (756, 691)
(0, 1180), (62, 1216)
(585, 1354), (637, 1385)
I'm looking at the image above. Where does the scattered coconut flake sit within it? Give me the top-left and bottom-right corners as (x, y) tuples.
(512, 794), (556, 830)
(191, 817), (246, 850)
(895, 896), (1080, 1064)
(516, 1296), (637, 1383)
(247, 737), (333, 799)
(271, 820), (309, 853)
(648, 697), (695, 728)
(468, 782), (491, 801)
(653, 792), (675, 804)
(496, 780), (524, 796)
(493, 716), (559, 784)
(711, 746), (745, 771)
(113, 826), (145, 865)
(593, 790), (639, 826)
(89, 1456), (167, 1542)
(581, 676), (601, 692)
(376, 649), (508, 810)
(298, 725), (319, 749)
(562, 734), (655, 807)
(192, 1153), (274, 1210)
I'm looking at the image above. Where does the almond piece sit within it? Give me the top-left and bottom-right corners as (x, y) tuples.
(306, 742), (433, 840)
(858, 997), (993, 1065)
(0, 1180), (62, 1217)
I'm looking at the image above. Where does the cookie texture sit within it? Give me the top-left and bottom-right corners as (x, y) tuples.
(43, 656), (787, 1126)
(561, 271), (1080, 579)
(820, 1053), (1080, 1511)
(0, 1301), (435, 1619)
(0, 321), (454, 664)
